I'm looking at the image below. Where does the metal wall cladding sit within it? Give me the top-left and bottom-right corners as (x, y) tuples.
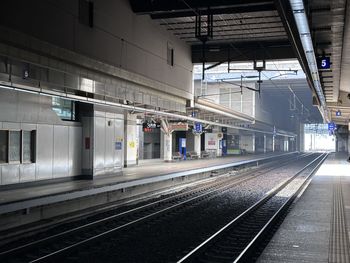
(69, 126), (82, 176)
(81, 117), (93, 171)
(53, 125), (69, 178)
(105, 83), (116, 98)
(0, 90), (83, 185)
(93, 111), (124, 176)
(104, 118), (115, 169)
(114, 118), (123, 168)
(36, 124), (54, 180)
(19, 163), (36, 182)
(2, 164), (20, 184)
(94, 116), (106, 172)
(48, 70), (65, 87)
(64, 74), (79, 90)
(80, 77), (95, 93)
(94, 81), (106, 96)
(2, 54), (188, 113)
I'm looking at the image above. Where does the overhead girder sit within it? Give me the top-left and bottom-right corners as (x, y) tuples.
(192, 41), (295, 63)
(130, 0), (275, 19)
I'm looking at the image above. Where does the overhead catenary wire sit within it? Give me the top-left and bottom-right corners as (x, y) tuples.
(179, 0), (317, 120)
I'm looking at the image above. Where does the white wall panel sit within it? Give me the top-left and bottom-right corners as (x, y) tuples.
(114, 119), (124, 168)
(20, 163), (36, 182)
(2, 164), (19, 184)
(3, 122), (20, 130)
(21, 123), (37, 130)
(104, 119), (115, 168)
(0, 90), (81, 185)
(69, 126), (82, 176)
(94, 116), (106, 171)
(126, 124), (137, 166)
(36, 124), (53, 180)
(17, 92), (40, 123)
(53, 125), (69, 178)
(0, 90), (18, 121)
(81, 117), (93, 172)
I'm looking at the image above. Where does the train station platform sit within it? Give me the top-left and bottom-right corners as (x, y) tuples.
(258, 152), (350, 263)
(0, 152), (294, 232)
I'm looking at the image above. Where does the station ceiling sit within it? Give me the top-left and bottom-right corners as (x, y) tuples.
(130, 0), (350, 125)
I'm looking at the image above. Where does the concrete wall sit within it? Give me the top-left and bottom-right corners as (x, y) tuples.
(0, 90), (82, 185)
(0, 0), (192, 98)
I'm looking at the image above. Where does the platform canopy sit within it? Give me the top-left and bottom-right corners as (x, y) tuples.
(130, 0), (350, 125)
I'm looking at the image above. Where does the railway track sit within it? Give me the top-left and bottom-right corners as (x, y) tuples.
(0, 153), (320, 263)
(178, 152), (328, 263)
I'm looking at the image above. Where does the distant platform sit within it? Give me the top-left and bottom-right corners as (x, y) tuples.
(258, 152), (350, 262)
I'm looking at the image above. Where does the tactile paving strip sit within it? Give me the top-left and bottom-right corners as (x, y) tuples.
(328, 178), (350, 263)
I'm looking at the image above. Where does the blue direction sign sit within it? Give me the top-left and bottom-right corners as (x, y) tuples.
(317, 57), (330, 69)
(328, 122), (336, 131)
(193, 122), (202, 133)
(336, 110), (341, 116)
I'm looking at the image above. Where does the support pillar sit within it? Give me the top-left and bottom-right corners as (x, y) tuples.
(272, 135), (275, 152)
(194, 134), (201, 157)
(252, 133), (256, 153)
(124, 113), (138, 167)
(263, 134), (267, 153)
(299, 123), (304, 152)
(163, 132), (172, 162)
(284, 136), (289, 151)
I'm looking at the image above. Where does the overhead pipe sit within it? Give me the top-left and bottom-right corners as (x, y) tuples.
(0, 84), (296, 137)
(288, 0), (329, 122)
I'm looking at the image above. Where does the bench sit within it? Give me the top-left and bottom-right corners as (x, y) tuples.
(240, 149), (247, 155)
(172, 152), (183, 160)
(186, 151), (200, 159)
(201, 151), (210, 158)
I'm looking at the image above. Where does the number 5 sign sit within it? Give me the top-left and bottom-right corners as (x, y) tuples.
(317, 57), (330, 69)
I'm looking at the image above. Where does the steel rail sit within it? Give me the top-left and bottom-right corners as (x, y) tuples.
(0, 153), (304, 260)
(234, 152), (328, 262)
(177, 152), (326, 262)
(19, 154), (313, 263)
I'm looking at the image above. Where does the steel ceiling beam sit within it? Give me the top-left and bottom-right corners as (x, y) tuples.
(130, 0), (275, 19)
(160, 15), (281, 26)
(192, 41), (295, 63)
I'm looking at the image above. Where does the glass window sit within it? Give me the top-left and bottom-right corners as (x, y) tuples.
(22, 131), (35, 163)
(52, 97), (76, 121)
(0, 130), (8, 163)
(9, 131), (21, 162)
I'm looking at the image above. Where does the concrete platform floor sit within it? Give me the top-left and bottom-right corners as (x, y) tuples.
(257, 152), (350, 263)
(0, 152), (284, 209)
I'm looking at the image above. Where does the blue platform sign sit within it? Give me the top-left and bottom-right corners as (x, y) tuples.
(336, 110), (341, 116)
(115, 141), (122, 150)
(193, 122), (202, 133)
(328, 122), (336, 131)
(317, 57), (330, 69)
